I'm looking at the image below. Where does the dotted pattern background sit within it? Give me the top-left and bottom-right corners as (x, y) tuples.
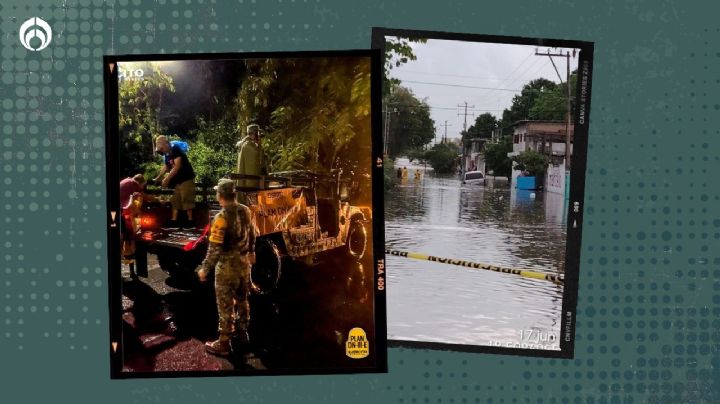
(1, 0), (718, 403)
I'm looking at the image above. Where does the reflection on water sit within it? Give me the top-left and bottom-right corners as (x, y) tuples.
(386, 159), (567, 349)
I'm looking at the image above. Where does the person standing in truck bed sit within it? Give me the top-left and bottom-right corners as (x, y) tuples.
(153, 135), (196, 228)
(236, 124), (267, 191)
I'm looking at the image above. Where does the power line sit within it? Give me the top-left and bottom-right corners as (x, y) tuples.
(385, 102), (507, 112)
(386, 101), (499, 110)
(397, 69), (509, 81)
(509, 59), (552, 90)
(506, 58), (545, 89)
(502, 54), (543, 89)
(436, 50), (541, 104)
(497, 50), (535, 86)
(401, 79), (522, 92)
(385, 102), (570, 114)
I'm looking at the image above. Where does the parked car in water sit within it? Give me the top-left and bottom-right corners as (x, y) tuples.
(462, 171), (486, 186)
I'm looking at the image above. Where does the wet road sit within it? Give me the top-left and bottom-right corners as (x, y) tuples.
(120, 248), (376, 374)
(386, 159), (566, 350)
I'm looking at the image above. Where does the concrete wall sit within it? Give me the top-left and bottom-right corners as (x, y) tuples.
(510, 161), (520, 187)
(545, 160), (567, 196)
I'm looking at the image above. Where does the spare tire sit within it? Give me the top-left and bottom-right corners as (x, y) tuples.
(251, 239), (282, 294)
(346, 218), (367, 260)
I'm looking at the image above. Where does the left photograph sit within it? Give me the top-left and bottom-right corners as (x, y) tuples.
(103, 51), (386, 377)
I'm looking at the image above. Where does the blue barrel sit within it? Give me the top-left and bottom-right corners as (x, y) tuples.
(516, 176), (536, 190)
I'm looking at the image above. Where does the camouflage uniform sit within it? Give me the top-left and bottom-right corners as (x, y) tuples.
(236, 124), (267, 190)
(199, 180), (256, 355)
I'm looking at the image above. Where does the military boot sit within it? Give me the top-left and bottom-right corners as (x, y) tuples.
(123, 255), (138, 279)
(233, 328), (250, 344)
(230, 315), (250, 353)
(205, 338), (231, 356)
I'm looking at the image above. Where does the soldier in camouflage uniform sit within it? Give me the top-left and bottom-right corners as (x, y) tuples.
(235, 123), (267, 190)
(198, 178), (256, 356)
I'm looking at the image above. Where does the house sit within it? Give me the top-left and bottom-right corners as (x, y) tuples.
(506, 120), (573, 196)
(462, 137), (488, 174)
(506, 120), (573, 162)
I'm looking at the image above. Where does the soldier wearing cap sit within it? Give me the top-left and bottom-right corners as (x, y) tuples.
(236, 124), (267, 189)
(198, 178), (256, 356)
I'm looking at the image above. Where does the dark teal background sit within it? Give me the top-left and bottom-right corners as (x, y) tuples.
(1, 0), (718, 402)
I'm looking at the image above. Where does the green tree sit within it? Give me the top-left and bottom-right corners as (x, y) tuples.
(500, 78), (557, 136)
(484, 136), (513, 178)
(187, 116), (238, 185)
(512, 150), (550, 178)
(118, 62), (176, 177)
(235, 57), (372, 174)
(386, 86), (435, 158)
(529, 71), (577, 121)
(406, 147), (427, 163)
(465, 113), (498, 139)
(383, 36), (427, 97)
(423, 143), (458, 174)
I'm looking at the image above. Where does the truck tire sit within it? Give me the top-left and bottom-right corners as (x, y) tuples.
(346, 218), (367, 260)
(251, 239), (282, 295)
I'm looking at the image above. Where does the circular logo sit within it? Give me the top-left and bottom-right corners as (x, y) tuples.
(19, 17), (52, 51)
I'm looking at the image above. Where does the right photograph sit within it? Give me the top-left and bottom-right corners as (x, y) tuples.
(372, 28), (594, 358)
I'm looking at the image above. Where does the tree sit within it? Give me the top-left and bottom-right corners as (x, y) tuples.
(423, 143), (458, 174)
(386, 86), (435, 158)
(186, 116), (238, 185)
(512, 150), (550, 178)
(119, 58), (373, 192)
(161, 59), (246, 138)
(465, 113), (498, 139)
(484, 136), (513, 178)
(118, 62), (176, 177)
(406, 147), (427, 163)
(529, 70), (577, 121)
(500, 78), (557, 136)
(120, 60), (249, 181)
(382, 36), (427, 97)
(235, 57), (372, 174)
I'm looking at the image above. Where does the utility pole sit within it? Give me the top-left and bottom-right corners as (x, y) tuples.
(438, 120), (452, 144)
(383, 106), (398, 156)
(457, 101), (475, 135)
(383, 107), (388, 156)
(457, 102), (475, 179)
(535, 49), (574, 170)
(565, 50), (572, 170)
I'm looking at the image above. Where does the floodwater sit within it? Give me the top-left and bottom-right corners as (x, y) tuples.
(386, 159), (566, 350)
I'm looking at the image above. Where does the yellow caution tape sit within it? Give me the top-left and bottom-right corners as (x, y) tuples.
(385, 249), (564, 285)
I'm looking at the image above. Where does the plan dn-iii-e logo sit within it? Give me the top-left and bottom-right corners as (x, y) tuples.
(19, 17), (52, 51)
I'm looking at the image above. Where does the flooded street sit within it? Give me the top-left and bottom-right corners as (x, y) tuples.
(386, 159), (566, 349)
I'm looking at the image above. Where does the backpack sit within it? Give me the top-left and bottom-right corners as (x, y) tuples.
(170, 140), (190, 153)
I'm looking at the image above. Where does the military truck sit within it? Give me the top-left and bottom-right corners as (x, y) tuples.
(133, 170), (371, 293)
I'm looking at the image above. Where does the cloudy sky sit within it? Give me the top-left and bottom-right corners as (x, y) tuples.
(387, 37), (580, 142)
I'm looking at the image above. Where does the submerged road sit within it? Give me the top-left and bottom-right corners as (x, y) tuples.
(386, 159), (566, 349)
